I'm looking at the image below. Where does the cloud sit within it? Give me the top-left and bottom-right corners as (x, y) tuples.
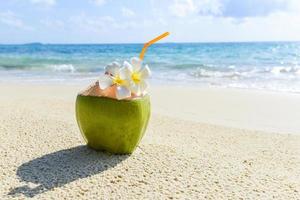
(169, 0), (197, 17)
(40, 19), (64, 29)
(169, 0), (222, 17)
(68, 13), (165, 34)
(2, 0), (300, 43)
(0, 11), (30, 29)
(122, 7), (135, 17)
(30, 0), (56, 7)
(90, 0), (107, 6)
(70, 15), (106, 31)
(169, 0), (297, 18)
(69, 14), (118, 32)
(169, 5), (300, 42)
(220, 0), (288, 18)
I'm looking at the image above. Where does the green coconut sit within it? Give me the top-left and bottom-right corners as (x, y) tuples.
(76, 94), (151, 154)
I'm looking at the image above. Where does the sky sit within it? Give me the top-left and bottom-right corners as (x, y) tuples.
(0, 0), (300, 43)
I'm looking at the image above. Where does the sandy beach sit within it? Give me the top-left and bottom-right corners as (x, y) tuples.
(0, 83), (300, 199)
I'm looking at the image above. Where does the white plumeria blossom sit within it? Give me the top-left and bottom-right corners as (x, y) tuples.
(99, 57), (151, 100)
(122, 57), (151, 96)
(99, 62), (132, 100)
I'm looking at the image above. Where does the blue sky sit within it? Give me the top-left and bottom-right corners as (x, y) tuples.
(0, 0), (300, 43)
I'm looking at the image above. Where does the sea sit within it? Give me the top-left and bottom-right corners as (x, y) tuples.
(1, 42), (300, 93)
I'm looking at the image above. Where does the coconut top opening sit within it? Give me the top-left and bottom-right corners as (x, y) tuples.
(79, 81), (147, 100)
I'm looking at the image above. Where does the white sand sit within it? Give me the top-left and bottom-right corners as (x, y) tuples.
(151, 86), (300, 134)
(0, 84), (299, 199)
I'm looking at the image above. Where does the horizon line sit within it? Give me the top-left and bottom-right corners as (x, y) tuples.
(0, 40), (300, 45)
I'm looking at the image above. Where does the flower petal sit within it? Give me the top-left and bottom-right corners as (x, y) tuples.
(105, 62), (120, 76)
(119, 66), (132, 80)
(130, 57), (142, 71)
(129, 81), (141, 95)
(116, 86), (131, 100)
(139, 80), (148, 94)
(123, 61), (133, 72)
(99, 75), (113, 89)
(140, 65), (151, 79)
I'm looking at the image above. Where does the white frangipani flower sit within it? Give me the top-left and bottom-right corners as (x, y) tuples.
(99, 62), (132, 100)
(98, 58), (151, 100)
(105, 61), (120, 76)
(122, 57), (151, 95)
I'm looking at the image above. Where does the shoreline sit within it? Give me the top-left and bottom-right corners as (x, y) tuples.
(1, 83), (299, 134)
(2, 77), (300, 95)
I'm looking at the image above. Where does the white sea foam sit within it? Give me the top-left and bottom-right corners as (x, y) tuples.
(270, 66), (300, 75)
(270, 66), (291, 74)
(191, 69), (242, 79)
(48, 64), (76, 73)
(189, 65), (300, 81)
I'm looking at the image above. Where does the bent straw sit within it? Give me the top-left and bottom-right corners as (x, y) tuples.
(139, 32), (170, 60)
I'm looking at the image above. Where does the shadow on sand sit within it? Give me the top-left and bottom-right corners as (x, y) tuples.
(8, 145), (128, 198)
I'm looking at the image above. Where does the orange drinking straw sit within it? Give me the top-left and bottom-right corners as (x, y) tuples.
(139, 32), (170, 60)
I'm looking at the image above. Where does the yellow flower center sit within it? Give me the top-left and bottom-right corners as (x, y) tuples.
(131, 72), (141, 83)
(113, 75), (125, 85)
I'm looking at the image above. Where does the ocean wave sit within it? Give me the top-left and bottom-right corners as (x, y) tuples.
(47, 64), (76, 73)
(189, 65), (300, 79)
(0, 64), (28, 70)
(269, 66), (300, 75)
(165, 63), (208, 69)
(0, 63), (77, 73)
(190, 68), (242, 79)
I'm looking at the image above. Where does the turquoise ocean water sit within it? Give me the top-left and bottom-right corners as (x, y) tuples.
(1, 42), (300, 92)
